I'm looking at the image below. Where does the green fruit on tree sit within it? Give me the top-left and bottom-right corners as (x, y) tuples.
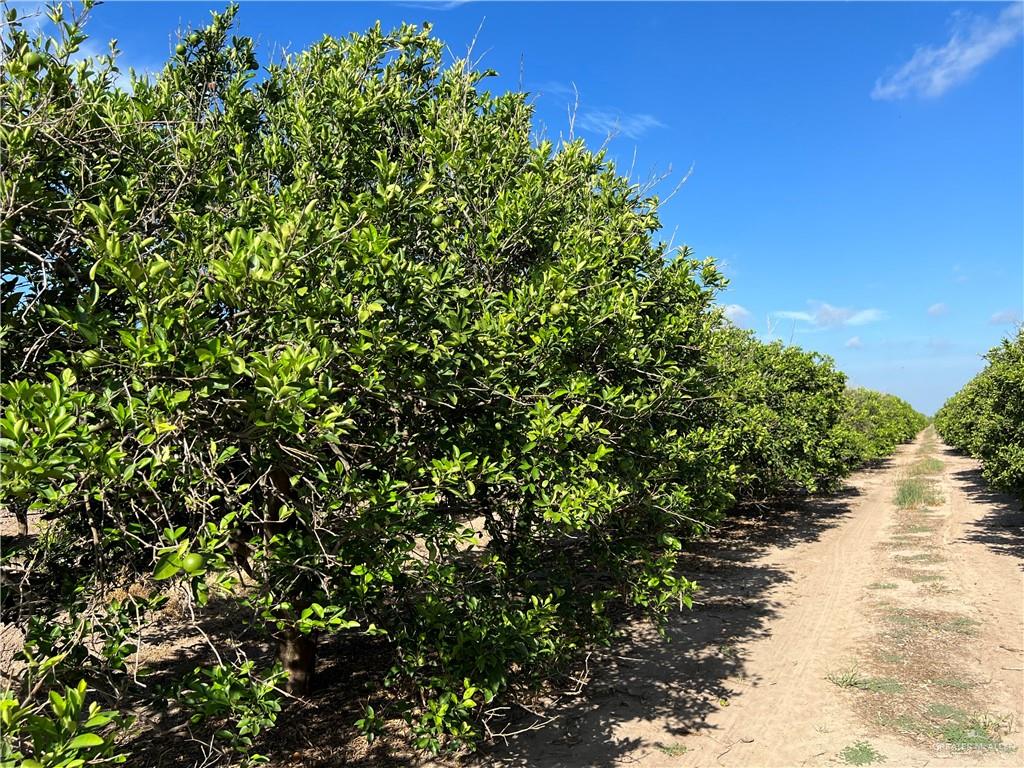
(80, 349), (102, 368)
(175, 43), (187, 56)
(181, 553), (205, 573)
(187, 32), (200, 45)
(431, 215), (444, 228)
(548, 302), (565, 317)
(22, 52), (44, 71)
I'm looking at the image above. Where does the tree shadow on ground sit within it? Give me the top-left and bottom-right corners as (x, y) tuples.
(117, 597), (276, 768)
(949, 462), (1024, 568)
(471, 479), (873, 768)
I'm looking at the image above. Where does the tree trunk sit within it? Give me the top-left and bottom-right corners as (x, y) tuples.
(278, 629), (317, 695)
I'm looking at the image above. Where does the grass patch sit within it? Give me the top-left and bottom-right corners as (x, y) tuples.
(877, 712), (930, 736)
(929, 677), (975, 690)
(909, 572), (944, 583)
(867, 582), (898, 590)
(875, 651), (904, 664)
(885, 610), (924, 629)
(907, 457), (943, 476)
(860, 677), (904, 694)
(894, 476), (942, 509)
(840, 741), (886, 765)
(926, 706), (1010, 751)
(927, 703), (967, 719)
(655, 743), (688, 758)
(883, 608), (976, 635)
(893, 552), (944, 564)
(940, 616), (979, 635)
(941, 722), (1003, 751)
(826, 668), (904, 694)
(827, 668), (866, 688)
(895, 524), (936, 534)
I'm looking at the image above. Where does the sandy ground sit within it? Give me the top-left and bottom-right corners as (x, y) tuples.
(476, 432), (1024, 767)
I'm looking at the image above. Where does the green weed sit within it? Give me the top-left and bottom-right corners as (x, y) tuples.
(926, 706), (1009, 751)
(840, 741), (886, 765)
(655, 743), (688, 757)
(826, 668), (904, 694)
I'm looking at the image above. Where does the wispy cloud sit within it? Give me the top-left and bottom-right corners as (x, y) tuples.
(845, 336), (864, 349)
(530, 80), (577, 98)
(990, 308), (1022, 325)
(927, 302), (949, 317)
(872, 3), (1023, 101)
(773, 301), (885, 329)
(722, 303), (752, 327)
(578, 110), (664, 139)
(398, 0), (473, 11)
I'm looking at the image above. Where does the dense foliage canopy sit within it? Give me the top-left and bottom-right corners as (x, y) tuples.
(715, 328), (856, 501)
(935, 329), (1024, 498)
(840, 388), (929, 463)
(0, 6), (927, 765)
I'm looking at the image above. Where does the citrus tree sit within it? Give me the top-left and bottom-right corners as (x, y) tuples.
(711, 328), (855, 501)
(935, 329), (1024, 497)
(1, 3), (734, 759)
(840, 388), (927, 462)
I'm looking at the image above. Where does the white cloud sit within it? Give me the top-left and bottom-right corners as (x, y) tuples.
(530, 80), (577, 98)
(773, 301), (885, 329)
(927, 302), (950, 317)
(847, 308), (884, 326)
(578, 110), (664, 139)
(990, 309), (1021, 325)
(845, 336), (864, 349)
(872, 3), (1023, 100)
(774, 310), (814, 323)
(722, 303), (752, 327)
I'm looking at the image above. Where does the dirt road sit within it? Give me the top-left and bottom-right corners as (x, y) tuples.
(482, 431), (1024, 767)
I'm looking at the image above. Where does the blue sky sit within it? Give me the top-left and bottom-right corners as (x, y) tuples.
(21, 1), (1024, 413)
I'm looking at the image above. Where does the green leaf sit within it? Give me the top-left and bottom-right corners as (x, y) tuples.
(153, 553), (181, 581)
(68, 732), (106, 749)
